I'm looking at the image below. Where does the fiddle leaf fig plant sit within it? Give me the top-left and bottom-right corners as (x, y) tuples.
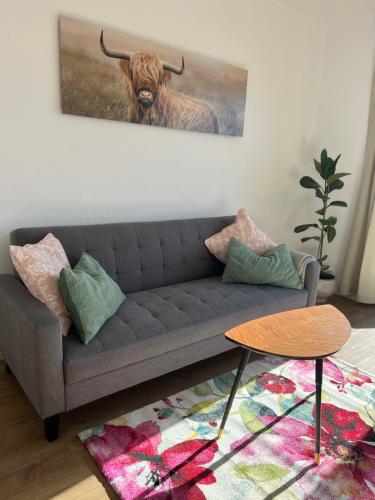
(294, 149), (350, 276)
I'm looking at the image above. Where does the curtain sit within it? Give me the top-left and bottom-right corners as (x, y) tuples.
(339, 70), (375, 303)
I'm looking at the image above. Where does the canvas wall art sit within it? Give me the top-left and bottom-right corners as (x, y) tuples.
(59, 16), (248, 136)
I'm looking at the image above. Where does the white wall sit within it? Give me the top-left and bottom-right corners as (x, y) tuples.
(311, 13), (375, 280)
(0, 0), (374, 283)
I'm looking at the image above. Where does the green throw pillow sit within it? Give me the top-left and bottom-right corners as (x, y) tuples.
(59, 253), (125, 345)
(222, 238), (303, 290)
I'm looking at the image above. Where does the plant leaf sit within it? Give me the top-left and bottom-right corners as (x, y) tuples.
(326, 226), (336, 243)
(319, 217), (337, 227)
(321, 148), (328, 165)
(301, 236), (321, 242)
(233, 462), (289, 482)
(315, 207), (325, 215)
(321, 265), (330, 271)
(327, 216), (337, 225)
(328, 179), (344, 192)
(300, 176), (321, 189)
(315, 189), (325, 200)
(327, 173), (350, 185)
(320, 149), (337, 179)
(323, 158), (336, 179)
(333, 154), (341, 167)
(329, 200), (347, 207)
(294, 224), (319, 233)
(321, 254), (328, 261)
(314, 159), (321, 174)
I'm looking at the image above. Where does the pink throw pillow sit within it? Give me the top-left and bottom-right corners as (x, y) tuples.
(205, 208), (277, 263)
(10, 233), (71, 336)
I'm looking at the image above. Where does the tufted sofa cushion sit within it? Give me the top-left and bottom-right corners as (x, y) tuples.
(63, 276), (308, 384)
(10, 217), (234, 293)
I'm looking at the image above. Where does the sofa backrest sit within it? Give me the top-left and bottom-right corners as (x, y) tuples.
(10, 216), (234, 293)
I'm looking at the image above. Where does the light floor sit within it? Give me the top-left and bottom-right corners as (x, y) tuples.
(0, 295), (374, 499)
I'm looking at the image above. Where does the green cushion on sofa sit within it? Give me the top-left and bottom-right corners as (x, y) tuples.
(59, 253), (125, 345)
(222, 238), (303, 290)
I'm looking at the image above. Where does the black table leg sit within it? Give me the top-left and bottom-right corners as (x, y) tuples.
(217, 348), (251, 439)
(315, 358), (323, 464)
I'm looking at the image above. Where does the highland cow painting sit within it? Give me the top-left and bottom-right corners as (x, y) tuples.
(59, 16), (248, 136)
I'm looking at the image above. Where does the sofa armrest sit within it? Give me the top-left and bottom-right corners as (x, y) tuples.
(0, 274), (65, 418)
(304, 260), (320, 306)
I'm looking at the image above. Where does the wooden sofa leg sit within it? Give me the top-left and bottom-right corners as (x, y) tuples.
(5, 363), (12, 375)
(44, 414), (60, 442)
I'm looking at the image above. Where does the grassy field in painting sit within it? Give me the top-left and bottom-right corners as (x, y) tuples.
(60, 48), (246, 136)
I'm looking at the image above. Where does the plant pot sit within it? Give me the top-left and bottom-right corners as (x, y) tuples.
(317, 272), (336, 303)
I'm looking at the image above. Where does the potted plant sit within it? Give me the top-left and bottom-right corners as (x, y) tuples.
(294, 149), (350, 301)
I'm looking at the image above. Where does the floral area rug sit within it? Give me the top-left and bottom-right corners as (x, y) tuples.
(79, 356), (375, 499)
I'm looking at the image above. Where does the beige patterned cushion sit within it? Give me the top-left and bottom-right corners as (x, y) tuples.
(10, 233), (71, 336)
(205, 208), (277, 263)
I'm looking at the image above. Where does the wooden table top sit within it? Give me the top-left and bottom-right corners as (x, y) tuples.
(225, 304), (351, 360)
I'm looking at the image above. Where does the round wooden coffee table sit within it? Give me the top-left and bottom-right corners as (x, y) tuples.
(217, 304), (351, 464)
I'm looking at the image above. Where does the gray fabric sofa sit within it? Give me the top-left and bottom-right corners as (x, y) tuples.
(0, 216), (319, 440)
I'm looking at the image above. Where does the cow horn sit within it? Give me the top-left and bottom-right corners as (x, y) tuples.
(162, 56), (185, 75)
(100, 30), (132, 60)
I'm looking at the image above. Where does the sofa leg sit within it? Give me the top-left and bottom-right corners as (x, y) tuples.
(5, 363), (12, 375)
(44, 414), (60, 442)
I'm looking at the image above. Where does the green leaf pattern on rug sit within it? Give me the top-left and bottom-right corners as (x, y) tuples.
(193, 381), (212, 397)
(79, 423), (104, 441)
(234, 462), (289, 482)
(239, 399), (276, 432)
(278, 394), (315, 425)
(109, 415), (129, 426)
(213, 371), (237, 394)
(358, 405), (375, 428)
(184, 398), (227, 422)
(246, 376), (264, 396)
(346, 383), (370, 400)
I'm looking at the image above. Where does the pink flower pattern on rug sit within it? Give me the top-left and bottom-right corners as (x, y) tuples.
(85, 421), (217, 498)
(80, 356), (375, 499)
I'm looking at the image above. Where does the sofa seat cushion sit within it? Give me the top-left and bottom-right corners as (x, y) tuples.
(63, 276), (308, 384)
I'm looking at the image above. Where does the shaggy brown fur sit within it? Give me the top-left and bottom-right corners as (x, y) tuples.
(119, 55), (219, 133)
